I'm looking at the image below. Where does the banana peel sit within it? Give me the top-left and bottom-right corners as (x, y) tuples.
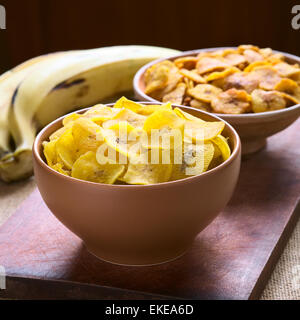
(0, 45), (180, 182)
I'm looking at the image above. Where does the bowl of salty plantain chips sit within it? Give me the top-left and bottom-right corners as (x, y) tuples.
(33, 98), (241, 266)
(134, 45), (300, 155)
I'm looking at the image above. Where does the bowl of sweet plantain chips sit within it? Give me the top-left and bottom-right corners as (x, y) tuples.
(134, 45), (300, 155)
(33, 97), (241, 266)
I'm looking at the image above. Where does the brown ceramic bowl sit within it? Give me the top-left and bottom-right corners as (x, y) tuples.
(134, 48), (300, 156)
(33, 102), (241, 266)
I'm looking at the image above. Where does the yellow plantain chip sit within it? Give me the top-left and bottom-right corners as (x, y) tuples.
(84, 104), (119, 124)
(222, 71), (259, 93)
(211, 88), (252, 114)
(143, 109), (185, 133)
(113, 96), (143, 113)
(205, 67), (239, 82)
(174, 107), (205, 122)
(174, 56), (198, 69)
(243, 49), (264, 64)
(211, 135), (231, 161)
(122, 161), (173, 185)
(51, 163), (71, 176)
(103, 121), (140, 158)
(49, 126), (67, 141)
(259, 48), (273, 58)
(162, 83), (186, 105)
(238, 45), (260, 53)
(273, 62), (300, 77)
(72, 151), (125, 184)
(251, 89), (286, 113)
(55, 128), (76, 170)
(188, 84), (222, 102)
(279, 92), (300, 105)
(43, 140), (57, 167)
(136, 102), (172, 116)
(63, 113), (81, 126)
(189, 99), (212, 112)
(170, 142), (214, 181)
(144, 62), (170, 94)
(274, 78), (300, 103)
(223, 52), (246, 67)
(250, 66), (282, 90)
(179, 68), (205, 83)
(102, 108), (146, 129)
(72, 117), (104, 155)
(244, 61), (271, 72)
(196, 57), (229, 74)
(184, 119), (225, 142)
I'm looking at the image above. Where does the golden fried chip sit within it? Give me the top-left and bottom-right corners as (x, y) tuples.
(273, 62), (300, 77)
(251, 89), (286, 113)
(51, 163), (71, 176)
(205, 67), (239, 82)
(251, 66), (282, 90)
(189, 99), (212, 112)
(211, 88), (252, 114)
(84, 104), (119, 124)
(49, 126), (67, 141)
(184, 120), (225, 141)
(196, 57), (229, 74)
(188, 84), (222, 102)
(143, 109), (185, 133)
(103, 108), (146, 129)
(244, 61), (271, 72)
(55, 128), (76, 170)
(211, 135), (231, 161)
(174, 56), (198, 69)
(179, 68), (205, 83)
(274, 79), (300, 103)
(136, 102), (172, 116)
(222, 72), (259, 93)
(72, 117), (104, 155)
(174, 107), (205, 122)
(243, 49), (264, 64)
(238, 45), (260, 53)
(223, 52), (246, 67)
(43, 140), (57, 166)
(162, 83), (186, 105)
(113, 96), (143, 113)
(144, 62), (170, 94)
(122, 162), (173, 185)
(63, 113), (81, 126)
(72, 150), (125, 184)
(170, 142), (214, 181)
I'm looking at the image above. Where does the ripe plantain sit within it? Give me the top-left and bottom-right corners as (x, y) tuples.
(0, 45), (180, 182)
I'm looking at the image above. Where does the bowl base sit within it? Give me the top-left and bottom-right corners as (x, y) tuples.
(85, 244), (190, 267)
(241, 138), (266, 156)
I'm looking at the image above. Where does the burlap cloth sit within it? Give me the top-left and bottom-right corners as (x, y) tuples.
(0, 178), (299, 300)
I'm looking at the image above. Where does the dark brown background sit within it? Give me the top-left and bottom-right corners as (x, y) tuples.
(0, 0), (300, 73)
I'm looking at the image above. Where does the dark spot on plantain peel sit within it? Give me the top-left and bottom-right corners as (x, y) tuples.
(52, 78), (86, 90)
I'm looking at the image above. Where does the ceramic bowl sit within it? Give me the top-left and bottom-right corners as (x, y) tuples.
(33, 103), (241, 266)
(134, 48), (300, 155)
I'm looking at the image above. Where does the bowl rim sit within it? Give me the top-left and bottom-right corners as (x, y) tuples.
(33, 102), (241, 189)
(133, 46), (300, 119)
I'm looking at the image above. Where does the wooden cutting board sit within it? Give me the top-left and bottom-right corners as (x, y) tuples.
(0, 119), (300, 300)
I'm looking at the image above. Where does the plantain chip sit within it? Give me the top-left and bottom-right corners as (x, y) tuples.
(189, 99), (212, 112)
(222, 71), (259, 93)
(174, 56), (198, 69)
(113, 96), (143, 113)
(184, 119), (225, 142)
(179, 68), (206, 83)
(102, 108), (146, 129)
(72, 150), (125, 184)
(84, 104), (120, 124)
(174, 107), (205, 122)
(273, 62), (300, 78)
(211, 88), (252, 114)
(205, 67), (239, 82)
(63, 113), (81, 126)
(162, 83), (186, 105)
(251, 89), (286, 113)
(144, 62), (170, 94)
(122, 161), (173, 185)
(55, 128), (76, 170)
(136, 102), (172, 116)
(223, 52), (246, 67)
(196, 57), (229, 74)
(43, 140), (57, 167)
(250, 66), (282, 90)
(188, 84), (222, 102)
(243, 49), (264, 63)
(51, 162), (71, 176)
(244, 61), (271, 72)
(170, 142), (214, 181)
(211, 135), (231, 161)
